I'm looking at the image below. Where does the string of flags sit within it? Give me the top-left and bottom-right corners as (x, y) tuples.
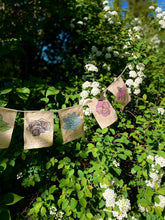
(0, 74), (131, 149)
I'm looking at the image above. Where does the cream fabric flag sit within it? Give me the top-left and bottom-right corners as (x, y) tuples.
(58, 105), (84, 144)
(107, 76), (131, 110)
(87, 94), (117, 129)
(24, 111), (54, 149)
(0, 107), (17, 149)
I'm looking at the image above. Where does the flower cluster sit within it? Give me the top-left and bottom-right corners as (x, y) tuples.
(155, 7), (165, 29)
(49, 206), (64, 219)
(126, 63), (145, 95)
(79, 81), (102, 116)
(100, 184), (131, 220)
(157, 107), (165, 115)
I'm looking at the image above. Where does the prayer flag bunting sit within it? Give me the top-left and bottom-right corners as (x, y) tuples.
(58, 105), (84, 144)
(24, 111), (54, 149)
(0, 107), (17, 149)
(87, 94), (118, 129)
(107, 76), (131, 110)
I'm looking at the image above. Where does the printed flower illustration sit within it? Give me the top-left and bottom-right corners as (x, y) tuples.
(0, 114), (10, 132)
(116, 86), (127, 100)
(96, 100), (110, 117)
(27, 118), (50, 136)
(63, 112), (82, 131)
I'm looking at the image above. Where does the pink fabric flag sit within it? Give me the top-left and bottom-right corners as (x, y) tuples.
(24, 111), (54, 149)
(87, 94), (117, 129)
(58, 105), (84, 144)
(0, 107), (17, 149)
(107, 76), (131, 110)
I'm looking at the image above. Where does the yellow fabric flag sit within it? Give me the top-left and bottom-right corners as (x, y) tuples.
(58, 105), (84, 144)
(0, 107), (17, 149)
(107, 76), (131, 110)
(24, 111), (54, 149)
(87, 94), (117, 129)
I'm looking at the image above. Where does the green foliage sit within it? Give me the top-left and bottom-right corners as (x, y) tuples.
(0, 0), (165, 219)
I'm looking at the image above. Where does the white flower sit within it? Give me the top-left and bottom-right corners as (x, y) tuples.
(129, 70), (137, 78)
(50, 206), (57, 215)
(91, 46), (98, 53)
(155, 155), (165, 167)
(83, 108), (91, 116)
(134, 77), (143, 88)
(127, 63), (134, 70)
(133, 26), (141, 32)
(103, 6), (110, 11)
(147, 155), (154, 161)
(77, 21), (83, 25)
(159, 20), (165, 28)
(155, 7), (163, 13)
(96, 51), (102, 56)
(105, 53), (111, 59)
(138, 204), (146, 213)
(103, 0), (109, 5)
(127, 88), (131, 94)
(80, 90), (89, 99)
(134, 88), (141, 95)
(91, 81), (100, 88)
(155, 195), (165, 209)
(113, 51), (119, 56)
(83, 17), (88, 20)
(137, 71), (145, 77)
(149, 172), (159, 182)
(126, 79), (134, 87)
(102, 188), (116, 208)
(149, 6), (155, 10)
(136, 63), (145, 71)
(157, 108), (165, 115)
(91, 87), (100, 96)
(156, 13), (163, 19)
(123, 45), (128, 50)
(100, 183), (109, 188)
(93, 214), (103, 220)
(113, 160), (120, 167)
(107, 46), (113, 52)
(111, 11), (118, 16)
(85, 64), (98, 72)
(82, 81), (91, 89)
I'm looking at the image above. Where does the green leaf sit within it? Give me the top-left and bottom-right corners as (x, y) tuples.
(46, 86), (59, 97)
(78, 170), (84, 178)
(99, 199), (105, 208)
(70, 198), (78, 210)
(0, 88), (12, 95)
(9, 160), (15, 167)
(158, 151), (165, 158)
(40, 97), (49, 103)
(4, 193), (24, 206)
(16, 87), (30, 101)
(78, 191), (84, 199)
(62, 199), (69, 210)
(0, 206), (11, 220)
(118, 154), (127, 160)
(102, 127), (108, 134)
(40, 206), (47, 216)
(79, 198), (87, 208)
(84, 188), (92, 198)
(157, 188), (165, 195)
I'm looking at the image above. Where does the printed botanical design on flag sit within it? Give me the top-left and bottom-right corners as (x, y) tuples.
(24, 111), (54, 149)
(87, 96), (117, 129)
(58, 105), (84, 144)
(0, 107), (17, 149)
(116, 86), (127, 100)
(27, 118), (50, 136)
(63, 112), (82, 131)
(0, 113), (11, 132)
(107, 76), (131, 110)
(96, 100), (110, 117)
